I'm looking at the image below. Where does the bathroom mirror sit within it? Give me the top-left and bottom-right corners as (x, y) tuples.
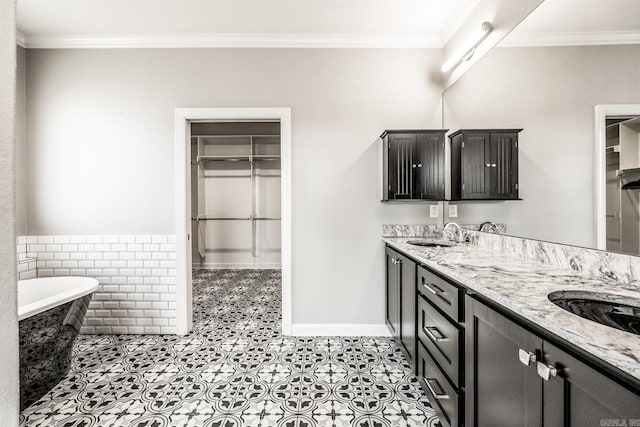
(443, 0), (640, 255)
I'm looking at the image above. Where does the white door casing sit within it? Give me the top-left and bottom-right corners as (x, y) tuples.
(174, 107), (292, 335)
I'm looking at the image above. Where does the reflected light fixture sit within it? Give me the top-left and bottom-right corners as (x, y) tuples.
(441, 21), (493, 73)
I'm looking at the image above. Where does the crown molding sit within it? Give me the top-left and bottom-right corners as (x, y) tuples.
(439, 0), (482, 45)
(20, 33), (442, 49)
(16, 31), (26, 47)
(499, 30), (640, 47)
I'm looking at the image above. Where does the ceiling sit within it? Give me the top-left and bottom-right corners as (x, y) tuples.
(504, 0), (640, 46)
(16, 0), (475, 47)
(16, 0), (640, 48)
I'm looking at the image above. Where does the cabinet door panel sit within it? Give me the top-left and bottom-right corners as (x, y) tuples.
(542, 341), (640, 427)
(490, 133), (518, 199)
(388, 134), (416, 199)
(399, 253), (416, 370)
(385, 247), (400, 339)
(415, 133), (445, 199)
(466, 296), (543, 427)
(461, 133), (491, 199)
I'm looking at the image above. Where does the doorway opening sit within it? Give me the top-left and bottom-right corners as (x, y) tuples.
(174, 108), (292, 336)
(595, 105), (640, 253)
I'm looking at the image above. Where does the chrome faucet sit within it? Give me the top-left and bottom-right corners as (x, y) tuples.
(479, 221), (499, 233)
(443, 222), (464, 243)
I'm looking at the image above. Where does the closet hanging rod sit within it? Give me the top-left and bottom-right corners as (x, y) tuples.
(195, 216), (252, 221)
(197, 156), (250, 162)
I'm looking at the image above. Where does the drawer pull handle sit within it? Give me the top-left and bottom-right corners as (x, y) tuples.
(424, 326), (446, 342)
(423, 282), (444, 295)
(425, 377), (449, 400)
(536, 361), (558, 381)
(518, 349), (536, 366)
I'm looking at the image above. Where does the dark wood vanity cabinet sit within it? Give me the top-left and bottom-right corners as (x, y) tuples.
(465, 295), (640, 427)
(416, 266), (465, 427)
(381, 130), (447, 201)
(450, 129), (521, 200)
(385, 247), (416, 369)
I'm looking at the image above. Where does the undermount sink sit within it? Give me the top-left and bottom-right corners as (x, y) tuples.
(407, 239), (455, 248)
(548, 291), (640, 336)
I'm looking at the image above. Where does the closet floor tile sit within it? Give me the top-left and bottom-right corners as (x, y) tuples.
(20, 269), (441, 427)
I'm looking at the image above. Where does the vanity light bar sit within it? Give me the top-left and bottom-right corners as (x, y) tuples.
(441, 21), (493, 73)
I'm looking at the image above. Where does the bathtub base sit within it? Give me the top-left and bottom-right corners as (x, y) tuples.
(19, 294), (92, 410)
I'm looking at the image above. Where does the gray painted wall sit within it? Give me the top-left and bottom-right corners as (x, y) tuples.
(444, 45), (640, 248)
(0, 0), (19, 422)
(25, 48), (443, 326)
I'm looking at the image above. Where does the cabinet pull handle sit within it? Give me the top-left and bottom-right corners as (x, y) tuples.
(391, 258), (403, 265)
(518, 349), (536, 366)
(423, 282), (444, 295)
(424, 326), (446, 342)
(425, 378), (449, 400)
(536, 361), (558, 381)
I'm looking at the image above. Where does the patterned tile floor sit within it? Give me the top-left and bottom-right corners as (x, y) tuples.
(20, 269), (441, 427)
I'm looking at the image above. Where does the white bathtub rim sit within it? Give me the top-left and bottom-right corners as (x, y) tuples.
(18, 277), (99, 321)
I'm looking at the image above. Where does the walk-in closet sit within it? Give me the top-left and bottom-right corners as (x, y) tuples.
(190, 121), (282, 268)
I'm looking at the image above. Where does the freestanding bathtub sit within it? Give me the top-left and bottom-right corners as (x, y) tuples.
(18, 277), (99, 410)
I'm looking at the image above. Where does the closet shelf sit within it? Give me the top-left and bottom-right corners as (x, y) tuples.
(606, 145), (620, 154)
(197, 155), (250, 162)
(193, 216), (281, 221)
(196, 155), (280, 164)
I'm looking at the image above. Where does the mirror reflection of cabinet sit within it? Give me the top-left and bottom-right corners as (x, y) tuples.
(450, 129), (522, 201)
(381, 130), (447, 201)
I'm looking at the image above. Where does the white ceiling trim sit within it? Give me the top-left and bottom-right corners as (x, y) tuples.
(20, 33), (442, 49)
(500, 30), (640, 47)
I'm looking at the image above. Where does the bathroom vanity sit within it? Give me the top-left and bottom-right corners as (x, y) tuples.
(384, 237), (640, 427)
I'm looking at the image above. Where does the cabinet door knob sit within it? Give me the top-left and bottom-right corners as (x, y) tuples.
(417, 163), (422, 168)
(518, 349), (536, 366)
(485, 163), (491, 167)
(536, 361), (558, 381)
(491, 163), (497, 168)
(425, 377), (449, 400)
(412, 164), (417, 168)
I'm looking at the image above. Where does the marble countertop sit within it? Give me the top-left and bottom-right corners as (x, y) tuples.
(383, 237), (640, 384)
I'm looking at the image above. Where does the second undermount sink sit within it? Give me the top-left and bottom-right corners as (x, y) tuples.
(548, 290), (640, 336)
(407, 239), (455, 248)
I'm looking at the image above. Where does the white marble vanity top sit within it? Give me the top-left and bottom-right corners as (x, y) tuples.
(384, 237), (640, 384)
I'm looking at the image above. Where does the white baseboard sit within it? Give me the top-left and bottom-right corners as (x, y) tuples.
(193, 263), (281, 270)
(291, 323), (391, 337)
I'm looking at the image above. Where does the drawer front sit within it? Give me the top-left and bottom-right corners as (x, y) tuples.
(417, 265), (462, 322)
(418, 294), (463, 387)
(418, 342), (462, 427)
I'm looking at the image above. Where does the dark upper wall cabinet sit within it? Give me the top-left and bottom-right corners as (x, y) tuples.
(450, 129), (522, 201)
(382, 130), (447, 201)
